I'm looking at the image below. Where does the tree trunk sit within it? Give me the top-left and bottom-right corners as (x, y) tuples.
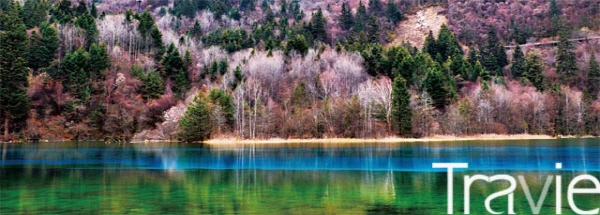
(4, 115), (9, 140)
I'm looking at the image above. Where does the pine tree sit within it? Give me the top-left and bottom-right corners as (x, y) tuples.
(356, 1), (367, 22)
(60, 48), (90, 100)
(586, 53), (600, 100)
(179, 92), (212, 142)
(162, 43), (189, 98)
(310, 7), (327, 42)
(286, 35), (309, 56)
(386, 0), (402, 24)
(474, 60), (490, 82)
(391, 76), (412, 136)
(368, 0), (382, 16)
(280, 0), (287, 14)
(467, 46), (479, 67)
(208, 89), (235, 128)
(74, 11), (97, 48)
(510, 45), (525, 78)
(524, 53), (546, 91)
(90, 3), (98, 18)
(22, 0), (48, 29)
(75, 0), (88, 16)
(189, 20), (202, 40)
(354, 1), (367, 32)
(89, 43), (110, 79)
(436, 24), (463, 63)
(480, 27), (507, 76)
(53, 0), (73, 24)
(365, 15), (379, 43)
(162, 43), (184, 78)
(549, 0), (561, 36)
(424, 68), (449, 110)
(423, 30), (437, 58)
(0, 2), (30, 138)
(230, 7), (241, 21)
(556, 26), (577, 84)
(137, 10), (155, 38)
(339, 2), (354, 30)
(151, 24), (165, 62)
(28, 22), (60, 70)
(141, 70), (164, 100)
(240, 0), (255, 11)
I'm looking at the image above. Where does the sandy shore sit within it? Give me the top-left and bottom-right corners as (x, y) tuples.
(204, 134), (556, 146)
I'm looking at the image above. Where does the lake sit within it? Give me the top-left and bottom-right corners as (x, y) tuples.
(1, 139), (599, 214)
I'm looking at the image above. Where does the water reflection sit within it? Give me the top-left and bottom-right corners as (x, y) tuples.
(1, 139), (600, 171)
(0, 140), (599, 214)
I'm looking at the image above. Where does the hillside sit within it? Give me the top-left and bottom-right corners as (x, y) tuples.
(2, 0), (600, 143)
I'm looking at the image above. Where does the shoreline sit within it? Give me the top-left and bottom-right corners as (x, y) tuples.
(203, 134), (558, 145)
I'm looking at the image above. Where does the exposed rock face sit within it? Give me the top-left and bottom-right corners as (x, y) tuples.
(389, 6), (448, 49)
(132, 89), (198, 142)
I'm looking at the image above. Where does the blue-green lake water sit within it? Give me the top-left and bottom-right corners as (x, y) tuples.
(1, 139), (599, 214)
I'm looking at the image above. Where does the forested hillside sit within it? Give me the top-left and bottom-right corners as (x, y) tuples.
(1, 0), (600, 142)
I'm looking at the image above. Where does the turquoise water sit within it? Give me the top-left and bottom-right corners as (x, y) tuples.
(0, 139), (599, 214)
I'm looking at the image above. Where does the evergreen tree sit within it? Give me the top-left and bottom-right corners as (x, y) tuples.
(60, 48), (90, 100)
(549, 0), (561, 36)
(208, 89), (235, 128)
(475, 60), (490, 82)
(449, 54), (470, 81)
(28, 22), (59, 71)
(53, 0), (73, 24)
(356, 1), (367, 22)
(90, 3), (97, 18)
(75, 0), (87, 16)
(137, 10), (155, 38)
(423, 30), (437, 58)
(354, 1), (367, 31)
(365, 15), (379, 43)
(391, 76), (412, 136)
(161, 43), (189, 98)
(289, 0), (303, 20)
(435, 24), (463, 63)
(74, 11), (97, 48)
(22, 0), (48, 29)
(586, 53), (600, 100)
(480, 27), (507, 76)
(286, 35), (309, 56)
(189, 20), (202, 40)
(162, 43), (185, 78)
(151, 24), (165, 62)
(89, 43), (110, 79)
(424, 68), (449, 110)
(361, 43), (383, 76)
(383, 46), (414, 80)
(229, 7), (241, 21)
(141, 70), (164, 100)
(368, 0), (382, 16)
(240, 0), (255, 11)
(280, 0), (287, 15)
(467, 46), (479, 67)
(0, 2), (30, 138)
(310, 7), (327, 42)
(386, 0), (402, 24)
(524, 53), (546, 91)
(179, 92), (212, 142)
(556, 26), (577, 84)
(510, 45), (525, 78)
(339, 2), (354, 31)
